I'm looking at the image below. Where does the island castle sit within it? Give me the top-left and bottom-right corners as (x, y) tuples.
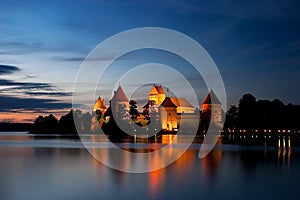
(93, 84), (222, 132)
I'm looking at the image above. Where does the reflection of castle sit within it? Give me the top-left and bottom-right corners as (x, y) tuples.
(93, 84), (222, 132)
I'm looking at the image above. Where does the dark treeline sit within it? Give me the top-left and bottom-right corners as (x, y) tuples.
(224, 93), (300, 130)
(0, 123), (32, 132)
(30, 109), (92, 134)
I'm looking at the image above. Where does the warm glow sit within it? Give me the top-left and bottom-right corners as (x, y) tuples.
(148, 169), (165, 199)
(0, 109), (69, 123)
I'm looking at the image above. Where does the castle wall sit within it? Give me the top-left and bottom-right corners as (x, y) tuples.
(160, 107), (177, 131)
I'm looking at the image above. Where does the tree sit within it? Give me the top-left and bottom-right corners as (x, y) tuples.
(31, 116), (45, 133)
(129, 100), (139, 122)
(58, 110), (77, 134)
(224, 105), (238, 129)
(30, 114), (59, 134)
(44, 114), (59, 133)
(238, 94), (257, 129)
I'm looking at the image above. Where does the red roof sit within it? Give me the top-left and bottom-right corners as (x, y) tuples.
(170, 97), (193, 108)
(161, 97), (177, 108)
(149, 84), (165, 95)
(93, 97), (107, 110)
(202, 90), (221, 104)
(113, 85), (129, 102)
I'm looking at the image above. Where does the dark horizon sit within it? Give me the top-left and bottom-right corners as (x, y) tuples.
(2, 92), (300, 134)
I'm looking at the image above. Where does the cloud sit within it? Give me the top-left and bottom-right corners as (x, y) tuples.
(0, 78), (52, 91)
(0, 95), (72, 113)
(0, 41), (45, 55)
(56, 52), (137, 63)
(0, 64), (20, 75)
(24, 91), (72, 96)
(0, 64), (73, 117)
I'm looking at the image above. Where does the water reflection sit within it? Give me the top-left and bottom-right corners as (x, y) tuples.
(1, 132), (300, 199)
(148, 167), (166, 199)
(277, 136), (292, 168)
(201, 140), (223, 183)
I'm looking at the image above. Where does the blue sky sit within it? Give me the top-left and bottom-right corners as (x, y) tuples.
(0, 0), (300, 122)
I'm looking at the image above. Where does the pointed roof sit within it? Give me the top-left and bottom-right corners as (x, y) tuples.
(112, 85), (129, 102)
(161, 97), (177, 108)
(149, 84), (165, 95)
(93, 97), (107, 110)
(170, 97), (194, 108)
(202, 90), (221, 104)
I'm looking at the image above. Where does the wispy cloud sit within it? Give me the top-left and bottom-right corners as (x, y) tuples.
(24, 91), (72, 97)
(0, 95), (72, 113)
(0, 64), (72, 120)
(0, 79), (51, 89)
(0, 64), (20, 75)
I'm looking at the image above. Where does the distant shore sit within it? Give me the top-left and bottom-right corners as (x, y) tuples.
(1, 122), (300, 147)
(0, 122), (32, 132)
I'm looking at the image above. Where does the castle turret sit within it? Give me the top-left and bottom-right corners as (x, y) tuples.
(202, 90), (222, 122)
(149, 84), (165, 105)
(110, 85), (129, 120)
(160, 97), (178, 131)
(93, 97), (107, 114)
(93, 97), (107, 128)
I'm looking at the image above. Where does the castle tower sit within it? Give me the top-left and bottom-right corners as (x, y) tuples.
(93, 97), (107, 115)
(93, 97), (107, 128)
(110, 85), (129, 120)
(160, 97), (178, 131)
(202, 90), (222, 122)
(149, 84), (166, 105)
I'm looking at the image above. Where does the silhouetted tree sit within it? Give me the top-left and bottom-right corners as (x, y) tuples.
(222, 93), (300, 131)
(58, 110), (77, 134)
(30, 114), (59, 134)
(224, 105), (238, 129)
(238, 94), (257, 129)
(32, 116), (45, 133)
(129, 100), (139, 122)
(45, 114), (59, 133)
(30, 109), (94, 135)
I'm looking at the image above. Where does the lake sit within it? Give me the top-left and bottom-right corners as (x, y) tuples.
(0, 132), (299, 200)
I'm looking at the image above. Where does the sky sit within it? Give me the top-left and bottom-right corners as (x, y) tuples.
(0, 0), (300, 122)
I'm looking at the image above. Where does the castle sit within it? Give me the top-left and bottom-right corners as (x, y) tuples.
(93, 84), (222, 132)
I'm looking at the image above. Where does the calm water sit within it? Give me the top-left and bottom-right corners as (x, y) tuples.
(0, 132), (299, 200)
